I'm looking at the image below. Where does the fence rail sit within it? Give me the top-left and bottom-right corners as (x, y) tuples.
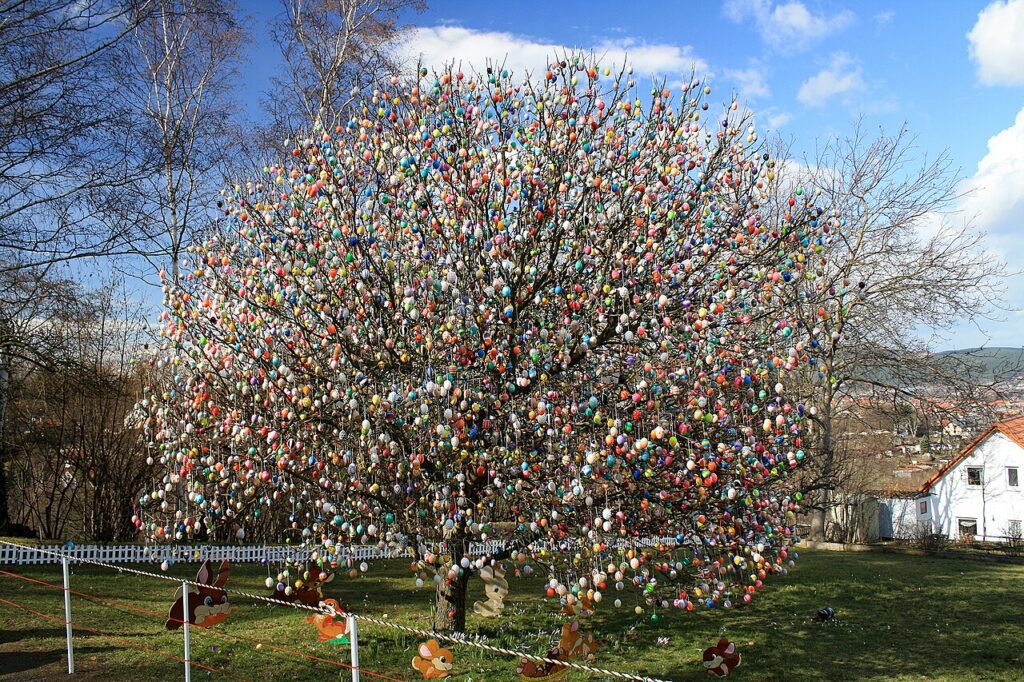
(0, 541), (508, 566)
(0, 540), (672, 682)
(0, 536), (679, 567)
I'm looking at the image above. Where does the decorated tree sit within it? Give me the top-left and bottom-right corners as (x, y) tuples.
(137, 55), (825, 631)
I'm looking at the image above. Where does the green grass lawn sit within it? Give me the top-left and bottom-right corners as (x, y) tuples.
(1, 549), (1022, 681)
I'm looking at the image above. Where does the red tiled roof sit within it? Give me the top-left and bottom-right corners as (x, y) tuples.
(919, 415), (1024, 493)
(997, 414), (1024, 449)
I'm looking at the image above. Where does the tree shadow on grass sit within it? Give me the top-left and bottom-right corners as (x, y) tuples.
(0, 649), (64, 675)
(0, 644), (124, 680)
(0, 627), (67, 644)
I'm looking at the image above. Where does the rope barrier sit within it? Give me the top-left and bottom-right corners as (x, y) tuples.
(0, 595), (248, 681)
(1, 540), (673, 682)
(342, 611), (671, 682)
(0, 568), (405, 682)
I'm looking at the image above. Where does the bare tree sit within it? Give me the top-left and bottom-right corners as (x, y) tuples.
(770, 123), (1010, 539)
(0, 266), (85, 531)
(7, 360), (86, 540)
(2, 269), (93, 536)
(67, 285), (154, 541)
(0, 1), (240, 524)
(108, 0), (245, 285)
(0, 0), (153, 271)
(260, 0), (421, 153)
(3, 278), (153, 540)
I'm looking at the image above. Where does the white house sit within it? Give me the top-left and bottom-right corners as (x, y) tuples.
(880, 416), (1024, 542)
(877, 492), (926, 540)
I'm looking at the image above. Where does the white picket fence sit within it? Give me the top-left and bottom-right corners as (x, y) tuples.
(0, 536), (676, 567)
(0, 539), (672, 682)
(0, 540), (514, 566)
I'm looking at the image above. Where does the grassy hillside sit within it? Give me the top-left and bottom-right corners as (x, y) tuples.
(936, 346), (1024, 382)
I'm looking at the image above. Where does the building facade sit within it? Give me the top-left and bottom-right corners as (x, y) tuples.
(880, 416), (1024, 542)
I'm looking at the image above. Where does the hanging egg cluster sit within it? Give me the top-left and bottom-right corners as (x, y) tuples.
(135, 53), (828, 613)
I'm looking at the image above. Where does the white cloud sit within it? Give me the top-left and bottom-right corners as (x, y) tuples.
(763, 108), (792, 129)
(725, 60), (770, 100)
(967, 0), (1024, 86)
(959, 106), (1024, 237)
(724, 0), (854, 50)
(396, 26), (706, 81)
(797, 53), (864, 106)
(593, 39), (708, 79)
(936, 106), (1024, 345)
(873, 10), (895, 28)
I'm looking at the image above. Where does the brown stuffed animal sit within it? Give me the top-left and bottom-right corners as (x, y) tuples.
(702, 637), (741, 677)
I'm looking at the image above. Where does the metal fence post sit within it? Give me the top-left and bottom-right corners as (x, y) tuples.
(62, 557), (74, 674)
(182, 582), (191, 682)
(347, 614), (360, 682)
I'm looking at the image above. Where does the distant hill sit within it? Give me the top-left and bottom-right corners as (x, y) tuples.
(935, 347), (1024, 382)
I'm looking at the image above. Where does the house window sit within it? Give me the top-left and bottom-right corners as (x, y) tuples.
(1008, 467), (1019, 488)
(966, 466), (983, 486)
(958, 518), (978, 539)
(919, 500), (927, 515)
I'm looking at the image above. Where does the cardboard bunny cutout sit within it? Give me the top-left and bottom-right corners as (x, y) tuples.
(307, 598), (349, 643)
(472, 565), (508, 618)
(412, 639), (454, 679)
(165, 560), (234, 630)
(517, 621), (598, 680)
(702, 637), (741, 677)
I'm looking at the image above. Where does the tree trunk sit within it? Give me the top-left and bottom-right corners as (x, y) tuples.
(433, 524), (469, 632)
(165, 156), (181, 287)
(0, 356), (9, 531)
(809, 390), (835, 542)
(809, 508), (827, 542)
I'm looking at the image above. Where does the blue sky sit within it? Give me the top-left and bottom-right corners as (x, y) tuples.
(239, 0), (1024, 349)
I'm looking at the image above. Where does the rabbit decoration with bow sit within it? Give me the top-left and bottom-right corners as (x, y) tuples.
(165, 560), (234, 630)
